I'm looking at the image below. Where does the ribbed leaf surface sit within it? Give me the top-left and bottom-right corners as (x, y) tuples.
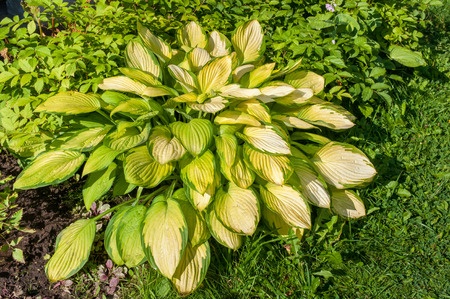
(214, 110), (261, 126)
(99, 76), (148, 95)
(104, 206), (132, 266)
(45, 219), (96, 282)
(61, 126), (112, 152)
(142, 198), (188, 279)
(35, 91), (101, 115)
(82, 145), (120, 176)
(285, 70), (325, 94)
(206, 209), (242, 250)
(188, 48), (211, 72)
(170, 119), (213, 157)
(198, 55), (232, 94)
(297, 104), (355, 130)
(207, 30), (230, 57)
(177, 21), (207, 49)
(232, 20), (264, 64)
(82, 162), (117, 210)
(149, 126), (187, 164)
(168, 65), (198, 93)
(331, 189), (366, 219)
(177, 200), (210, 246)
(240, 125), (291, 155)
(125, 40), (161, 78)
(180, 150), (215, 195)
(138, 23), (172, 63)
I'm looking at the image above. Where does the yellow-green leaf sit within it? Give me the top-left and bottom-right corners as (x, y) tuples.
(206, 209), (242, 250)
(220, 84), (261, 99)
(180, 150), (215, 195)
(124, 145), (174, 188)
(138, 22), (172, 63)
(14, 150), (85, 190)
(235, 99), (271, 123)
(99, 76), (148, 95)
(119, 67), (161, 87)
(243, 144), (293, 185)
(125, 40), (162, 79)
(285, 70), (325, 94)
(188, 96), (227, 113)
(116, 205), (147, 267)
(214, 183), (260, 235)
(170, 119), (213, 157)
(110, 98), (153, 118)
(82, 145), (121, 176)
(260, 183), (311, 229)
(149, 126), (187, 164)
(104, 123), (150, 152)
(312, 142), (377, 189)
(172, 242), (210, 296)
(198, 55), (232, 94)
(297, 104), (356, 130)
(168, 65), (198, 93)
(188, 47), (211, 72)
(187, 184), (216, 212)
(104, 206), (132, 266)
(214, 110), (261, 127)
(272, 115), (317, 129)
(261, 204), (304, 239)
(274, 88), (314, 106)
(83, 162), (117, 210)
(232, 20), (264, 64)
(61, 126), (112, 152)
(178, 21), (207, 50)
(229, 147), (255, 188)
(35, 92), (101, 115)
(241, 63), (275, 88)
(331, 189), (366, 219)
(142, 197), (188, 279)
(45, 219), (96, 282)
(177, 199), (210, 246)
(239, 125), (291, 155)
(207, 30), (231, 57)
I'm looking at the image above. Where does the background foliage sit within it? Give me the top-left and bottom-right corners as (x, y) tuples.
(1, 0), (449, 298)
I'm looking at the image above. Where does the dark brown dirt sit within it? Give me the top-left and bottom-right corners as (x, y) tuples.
(0, 151), (82, 299)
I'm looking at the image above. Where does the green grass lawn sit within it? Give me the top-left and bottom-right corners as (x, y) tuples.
(115, 5), (450, 299)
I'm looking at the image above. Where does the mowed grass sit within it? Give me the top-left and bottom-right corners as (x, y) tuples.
(114, 4), (450, 299)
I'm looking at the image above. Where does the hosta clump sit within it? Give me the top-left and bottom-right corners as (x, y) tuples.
(13, 20), (376, 295)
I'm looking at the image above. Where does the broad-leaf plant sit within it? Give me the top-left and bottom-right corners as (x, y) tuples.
(13, 20), (376, 295)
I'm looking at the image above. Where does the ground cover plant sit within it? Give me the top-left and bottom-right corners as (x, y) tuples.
(0, 0), (448, 297)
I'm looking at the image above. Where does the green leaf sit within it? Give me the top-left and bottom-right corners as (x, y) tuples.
(232, 20), (264, 64)
(142, 197), (188, 279)
(170, 119), (213, 157)
(82, 163), (117, 210)
(389, 45), (426, 67)
(172, 242), (210, 296)
(124, 146), (175, 188)
(206, 209), (242, 250)
(82, 145), (121, 176)
(104, 123), (150, 152)
(149, 126), (187, 164)
(312, 142), (377, 189)
(260, 183), (311, 229)
(285, 70), (325, 94)
(214, 183), (260, 235)
(116, 205), (147, 267)
(331, 189), (366, 219)
(198, 55), (232, 94)
(14, 150), (85, 190)
(180, 150), (216, 195)
(110, 98), (153, 118)
(61, 126), (113, 152)
(12, 248), (25, 263)
(177, 199), (210, 246)
(104, 206), (132, 266)
(35, 92), (101, 115)
(243, 144), (293, 185)
(45, 219), (96, 282)
(27, 20), (36, 34)
(241, 63), (275, 88)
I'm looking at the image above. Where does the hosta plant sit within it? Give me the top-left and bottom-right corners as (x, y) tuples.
(13, 20), (376, 295)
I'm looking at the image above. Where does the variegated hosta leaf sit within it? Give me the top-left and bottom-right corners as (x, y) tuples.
(45, 219), (96, 282)
(149, 126), (187, 164)
(14, 150), (85, 190)
(214, 110), (261, 127)
(285, 70), (325, 94)
(297, 104), (356, 130)
(232, 20), (264, 64)
(188, 96), (227, 114)
(82, 162), (117, 210)
(113, 170), (136, 196)
(180, 150), (216, 195)
(220, 84), (262, 99)
(214, 183), (260, 235)
(238, 125), (291, 155)
(272, 115), (317, 129)
(290, 156), (330, 208)
(312, 142), (377, 189)
(260, 183), (311, 229)
(125, 40), (162, 79)
(177, 199), (210, 246)
(215, 133), (238, 171)
(206, 209), (243, 250)
(207, 30), (230, 57)
(119, 67), (161, 87)
(243, 144), (293, 185)
(177, 21), (207, 50)
(262, 204), (304, 239)
(188, 48), (211, 72)
(104, 123), (150, 152)
(170, 119), (213, 157)
(116, 205), (147, 267)
(270, 58), (303, 79)
(172, 92), (198, 103)
(82, 145), (120, 176)
(104, 206), (132, 266)
(35, 92), (101, 115)
(99, 76), (149, 96)
(124, 146), (175, 188)
(110, 98), (153, 118)
(142, 85), (178, 97)
(331, 189), (366, 219)
(274, 88), (314, 106)
(101, 91), (129, 109)
(229, 147), (255, 188)
(137, 22), (172, 63)
(233, 64), (255, 82)
(259, 83), (296, 101)
(235, 99), (271, 123)
(198, 55), (232, 94)
(168, 65), (198, 93)
(172, 242), (210, 296)
(142, 197), (188, 279)
(241, 63), (275, 88)
(61, 126), (113, 152)
(187, 184), (215, 212)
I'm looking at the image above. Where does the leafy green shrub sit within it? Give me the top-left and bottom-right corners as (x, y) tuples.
(13, 20), (377, 295)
